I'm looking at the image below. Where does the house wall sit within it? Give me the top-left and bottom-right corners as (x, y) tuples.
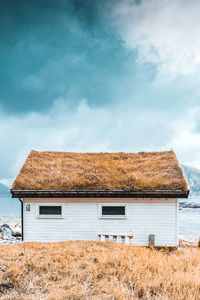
(22, 198), (178, 246)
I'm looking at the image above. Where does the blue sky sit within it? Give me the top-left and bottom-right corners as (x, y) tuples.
(1, 0), (200, 186)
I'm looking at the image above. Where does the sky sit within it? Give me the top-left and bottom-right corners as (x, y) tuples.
(1, 0), (200, 186)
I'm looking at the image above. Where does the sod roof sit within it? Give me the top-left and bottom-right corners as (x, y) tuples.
(11, 150), (188, 193)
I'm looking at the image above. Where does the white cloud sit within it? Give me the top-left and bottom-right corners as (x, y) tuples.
(1, 0), (200, 187)
(112, 0), (200, 76)
(169, 107), (200, 168)
(0, 98), (176, 183)
(1, 98), (200, 185)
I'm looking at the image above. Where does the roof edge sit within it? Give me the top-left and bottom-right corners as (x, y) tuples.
(11, 189), (189, 198)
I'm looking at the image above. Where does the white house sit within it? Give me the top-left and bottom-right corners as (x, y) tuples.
(11, 150), (189, 247)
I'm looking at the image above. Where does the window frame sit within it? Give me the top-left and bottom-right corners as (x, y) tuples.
(99, 203), (127, 219)
(37, 204), (64, 219)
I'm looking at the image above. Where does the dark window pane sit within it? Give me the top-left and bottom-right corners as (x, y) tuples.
(102, 206), (125, 215)
(39, 206), (62, 215)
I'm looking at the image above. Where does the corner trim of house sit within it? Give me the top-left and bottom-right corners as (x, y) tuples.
(19, 198), (23, 241)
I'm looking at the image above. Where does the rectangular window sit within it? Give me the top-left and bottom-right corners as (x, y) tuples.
(102, 206), (125, 215)
(37, 205), (63, 218)
(39, 206), (62, 215)
(99, 204), (127, 218)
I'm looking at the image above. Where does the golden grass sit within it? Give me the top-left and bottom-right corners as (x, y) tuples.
(0, 241), (199, 300)
(12, 150), (188, 192)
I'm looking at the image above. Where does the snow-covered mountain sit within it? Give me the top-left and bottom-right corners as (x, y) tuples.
(0, 183), (20, 215)
(181, 165), (200, 196)
(0, 183), (9, 196)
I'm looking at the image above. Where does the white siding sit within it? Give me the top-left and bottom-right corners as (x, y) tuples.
(23, 200), (178, 246)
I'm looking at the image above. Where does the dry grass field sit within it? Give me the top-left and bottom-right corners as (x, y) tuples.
(0, 241), (199, 300)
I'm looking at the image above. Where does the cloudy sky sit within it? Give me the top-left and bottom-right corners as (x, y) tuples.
(1, 0), (200, 186)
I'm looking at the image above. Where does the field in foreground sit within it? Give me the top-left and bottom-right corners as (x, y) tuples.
(0, 242), (199, 300)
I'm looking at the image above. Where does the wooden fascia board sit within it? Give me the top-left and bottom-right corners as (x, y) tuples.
(11, 190), (189, 198)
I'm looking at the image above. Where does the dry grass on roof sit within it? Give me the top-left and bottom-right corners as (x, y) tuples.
(11, 150), (188, 192)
